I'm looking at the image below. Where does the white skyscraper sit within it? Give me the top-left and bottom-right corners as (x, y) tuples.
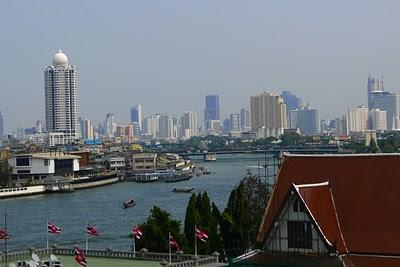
(181, 111), (198, 139)
(369, 109), (387, 131)
(347, 105), (369, 134)
(44, 50), (79, 143)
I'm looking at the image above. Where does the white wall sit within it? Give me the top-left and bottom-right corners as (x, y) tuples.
(265, 193), (329, 254)
(9, 157), (54, 175)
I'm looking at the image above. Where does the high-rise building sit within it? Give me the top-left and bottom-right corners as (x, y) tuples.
(159, 114), (174, 140)
(347, 105), (369, 134)
(204, 95), (220, 125)
(371, 91), (400, 130)
(104, 113), (115, 138)
(369, 109), (387, 131)
(83, 119), (94, 140)
(282, 91), (301, 127)
(334, 116), (347, 136)
(142, 115), (158, 138)
(290, 107), (320, 135)
(222, 119), (231, 134)
(240, 109), (250, 130)
(206, 120), (221, 135)
(181, 111), (198, 139)
(44, 50), (79, 143)
(130, 105), (142, 130)
(0, 110), (3, 140)
(230, 114), (241, 131)
(367, 75), (384, 109)
(250, 92), (287, 135)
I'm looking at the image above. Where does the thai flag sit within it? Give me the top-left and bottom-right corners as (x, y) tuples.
(132, 225), (143, 239)
(48, 222), (61, 234)
(169, 233), (180, 251)
(86, 224), (99, 236)
(74, 246), (87, 266)
(0, 229), (9, 240)
(196, 228), (209, 242)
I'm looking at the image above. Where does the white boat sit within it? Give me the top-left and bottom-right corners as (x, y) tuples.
(204, 153), (217, 162)
(0, 186), (45, 199)
(127, 173), (159, 183)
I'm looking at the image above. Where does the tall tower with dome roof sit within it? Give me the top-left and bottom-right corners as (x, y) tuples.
(44, 50), (79, 144)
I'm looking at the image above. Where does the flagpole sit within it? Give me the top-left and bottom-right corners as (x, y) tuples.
(85, 223), (88, 254)
(132, 231), (136, 258)
(169, 232), (171, 265)
(5, 213), (8, 267)
(194, 224), (197, 260)
(46, 220), (49, 250)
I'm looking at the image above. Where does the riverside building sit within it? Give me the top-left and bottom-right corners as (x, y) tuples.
(44, 50), (79, 145)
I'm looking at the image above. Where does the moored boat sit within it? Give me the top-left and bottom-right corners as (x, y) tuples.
(0, 185), (45, 199)
(123, 198), (136, 209)
(172, 187), (194, 193)
(125, 173), (159, 183)
(164, 173), (193, 183)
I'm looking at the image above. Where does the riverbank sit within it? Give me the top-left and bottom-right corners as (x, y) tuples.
(0, 154), (275, 251)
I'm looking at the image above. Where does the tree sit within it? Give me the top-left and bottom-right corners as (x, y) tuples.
(184, 192), (221, 255)
(220, 173), (270, 258)
(0, 161), (12, 187)
(136, 206), (186, 252)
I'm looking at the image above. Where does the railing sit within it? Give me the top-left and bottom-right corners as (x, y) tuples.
(0, 248), (50, 261)
(0, 248), (219, 266)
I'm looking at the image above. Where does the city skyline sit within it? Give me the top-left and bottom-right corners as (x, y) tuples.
(2, 1), (400, 130)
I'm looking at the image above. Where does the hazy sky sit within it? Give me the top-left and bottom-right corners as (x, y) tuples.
(1, 0), (400, 131)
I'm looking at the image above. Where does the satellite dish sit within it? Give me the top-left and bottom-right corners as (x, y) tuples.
(27, 260), (37, 267)
(32, 253), (40, 263)
(50, 254), (58, 261)
(8, 263), (17, 267)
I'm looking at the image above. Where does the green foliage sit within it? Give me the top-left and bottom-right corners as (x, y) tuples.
(184, 192), (221, 254)
(220, 174), (270, 258)
(0, 160), (12, 187)
(279, 132), (302, 146)
(136, 206), (186, 252)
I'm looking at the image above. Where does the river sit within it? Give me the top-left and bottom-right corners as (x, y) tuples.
(0, 154), (278, 251)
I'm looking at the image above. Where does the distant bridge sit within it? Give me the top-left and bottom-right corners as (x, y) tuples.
(177, 147), (343, 157)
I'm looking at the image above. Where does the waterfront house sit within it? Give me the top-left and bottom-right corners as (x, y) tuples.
(246, 154), (400, 266)
(8, 152), (80, 185)
(132, 153), (157, 172)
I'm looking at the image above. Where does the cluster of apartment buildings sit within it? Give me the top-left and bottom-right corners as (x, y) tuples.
(3, 51), (398, 148)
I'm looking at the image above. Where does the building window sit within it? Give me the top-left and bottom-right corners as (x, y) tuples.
(287, 221), (312, 249)
(44, 159), (49, 166)
(293, 199), (306, 213)
(16, 157), (30, 167)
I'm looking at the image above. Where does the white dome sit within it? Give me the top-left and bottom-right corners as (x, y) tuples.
(52, 50), (68, 67)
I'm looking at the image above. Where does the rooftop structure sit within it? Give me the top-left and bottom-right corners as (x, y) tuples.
(256, 153), (400, 266)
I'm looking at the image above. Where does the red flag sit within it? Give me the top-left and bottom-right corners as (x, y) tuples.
(196, 228), (209, 242)
(0, 229), (9, 240)
(132, 225), (143, 240)
(48, 222), (61, 234)
(169, 233), (179, 251)
(86, 224), (99, 236)
(74, 246), (87, 266)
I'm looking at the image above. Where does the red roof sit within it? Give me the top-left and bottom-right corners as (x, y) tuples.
(258, 154), (400, 257)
